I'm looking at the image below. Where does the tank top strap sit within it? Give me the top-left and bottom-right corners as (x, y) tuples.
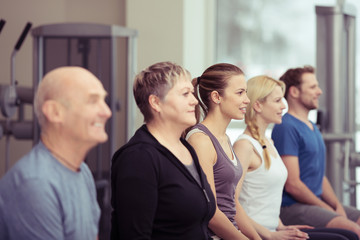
(187, 123), (239, 166)
(236, 134), (264, 157)
(192, 124), (224, 154)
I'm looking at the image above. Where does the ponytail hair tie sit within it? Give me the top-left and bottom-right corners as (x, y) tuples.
(197, 77), (201, 85)
(262, 145), (267, 149)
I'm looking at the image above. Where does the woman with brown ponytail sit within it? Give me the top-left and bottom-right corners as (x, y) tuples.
(233, 75), (359, 240)
(186, 63), (261, 240)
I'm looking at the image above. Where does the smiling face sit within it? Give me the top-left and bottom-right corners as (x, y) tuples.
(219, 74), (250, 120)
(61, 69), (112, 148)
(297, 72), (323, 110)
(259, 86), (286, 125)
(158, 74), (198, 130)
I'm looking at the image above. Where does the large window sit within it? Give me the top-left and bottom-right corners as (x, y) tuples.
(217, 0), (360, 205)
(217, 0), (318, 142)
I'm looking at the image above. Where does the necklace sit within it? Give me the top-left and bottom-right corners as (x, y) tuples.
(49, 149), (81, 172)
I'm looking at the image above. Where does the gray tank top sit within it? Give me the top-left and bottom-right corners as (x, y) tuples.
(187, 123), (243, 227)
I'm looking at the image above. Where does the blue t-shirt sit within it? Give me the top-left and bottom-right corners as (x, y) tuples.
(272, 113), (326, 206)
(0, 141), (100, 240)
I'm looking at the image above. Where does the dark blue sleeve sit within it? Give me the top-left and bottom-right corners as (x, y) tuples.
(111, 148), (158, 239)
(272, 122), (300, 157)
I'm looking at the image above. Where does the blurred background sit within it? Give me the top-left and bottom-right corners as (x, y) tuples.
(1, 0), (360, 239)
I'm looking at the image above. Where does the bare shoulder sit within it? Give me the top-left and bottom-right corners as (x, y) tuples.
(187, 131), (213, 149)
(187, 131), (216, 164)
(233, 138), (259, 170)
(233, 138), (255, 156)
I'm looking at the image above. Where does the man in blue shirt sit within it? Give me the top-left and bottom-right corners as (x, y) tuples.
(272, 65), (360, 237)
(0, 66), (112, 240)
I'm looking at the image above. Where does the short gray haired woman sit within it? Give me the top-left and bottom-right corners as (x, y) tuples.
(111, 61), (216, 240)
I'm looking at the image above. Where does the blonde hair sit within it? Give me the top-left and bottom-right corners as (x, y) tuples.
(245, 75), (285, 169)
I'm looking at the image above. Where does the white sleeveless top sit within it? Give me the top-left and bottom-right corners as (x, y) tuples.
(237, 134), (288, 231)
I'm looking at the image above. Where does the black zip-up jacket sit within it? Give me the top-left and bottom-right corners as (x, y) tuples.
(111, 124), (216, 240)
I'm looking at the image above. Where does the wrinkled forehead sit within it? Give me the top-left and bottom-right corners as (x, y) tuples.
(55, 70), (107, 103)
(160, 70), (191, 97)
(172, 74), (193, 89)
(171, 69), (191, 86)
(71, 75), (107, 98)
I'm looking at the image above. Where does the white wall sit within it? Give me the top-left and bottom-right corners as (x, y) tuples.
(126, 0), (215, 74)
(183, 0), (216, 77)
(126, 0), (216, 127)
(126, 0), (184, 69)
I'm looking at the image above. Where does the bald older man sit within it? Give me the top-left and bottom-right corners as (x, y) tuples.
(0, 66), (112, 240)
